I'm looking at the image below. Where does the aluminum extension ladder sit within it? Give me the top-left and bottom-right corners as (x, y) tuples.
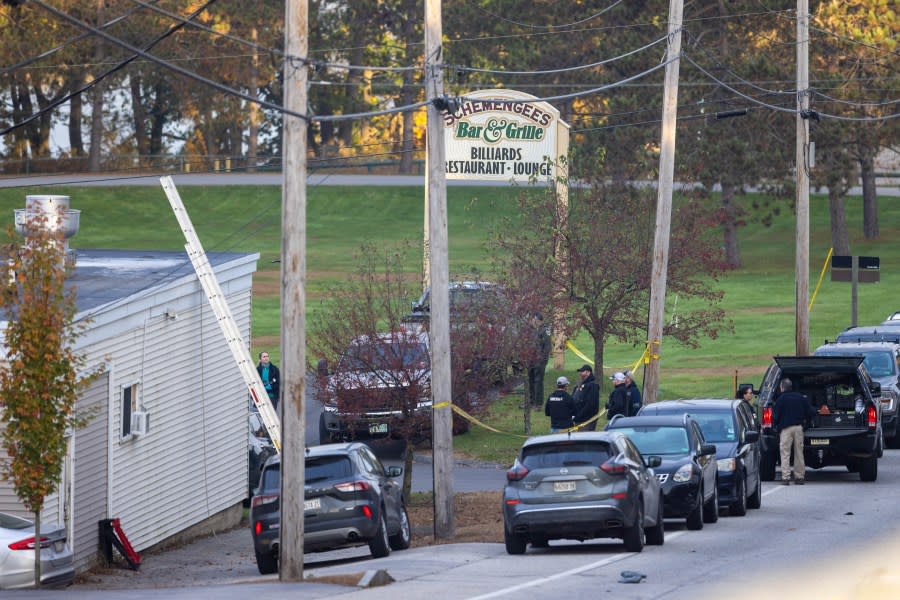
(160, 176), (281, 452)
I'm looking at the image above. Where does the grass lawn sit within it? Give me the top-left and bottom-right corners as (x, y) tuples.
(3, 183), (897, 465)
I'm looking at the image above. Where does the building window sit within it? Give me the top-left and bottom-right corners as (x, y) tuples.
(121, 383), (139, 438)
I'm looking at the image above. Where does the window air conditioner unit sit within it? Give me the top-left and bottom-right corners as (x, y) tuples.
(131, 411), (149, 436)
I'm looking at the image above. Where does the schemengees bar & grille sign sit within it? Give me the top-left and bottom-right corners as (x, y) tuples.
(443, 89), (569, 182)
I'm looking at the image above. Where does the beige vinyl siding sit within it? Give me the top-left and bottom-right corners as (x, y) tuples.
(72, 372), (110, 571)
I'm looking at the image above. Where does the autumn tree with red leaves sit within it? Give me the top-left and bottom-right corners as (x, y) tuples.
(491, 180), (732, 395)
(0, 213), (98, 587)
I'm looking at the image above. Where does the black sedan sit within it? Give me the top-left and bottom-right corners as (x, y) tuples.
(250, 442), (410, 574)
(502, 431), (664, 554)
(638, 399), (762, 515)
(606, 415), (719, 529)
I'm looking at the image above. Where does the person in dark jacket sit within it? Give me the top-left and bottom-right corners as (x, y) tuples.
(256, 351), (281, 411)
(545, 376), (576, 432)
(624, 370), (642, 416)
(773, 378), (816, 485)
(606, 372), (629, 419)
(572, 364), (600, 431)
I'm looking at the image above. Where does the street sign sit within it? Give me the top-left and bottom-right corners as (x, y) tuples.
(832, 255), (880, 283)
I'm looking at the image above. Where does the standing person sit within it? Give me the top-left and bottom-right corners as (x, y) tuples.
(624, 370), (642, 416)
(572, 364), (600, 431)
(256, 351), (280, 411)
(773, 378), (816, 485)
(737, 384), (755, 407)
(606, 372), (629, 419)
(545, 376), (576, 432)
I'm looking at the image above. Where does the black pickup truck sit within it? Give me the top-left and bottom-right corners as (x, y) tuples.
(757, 356), (883, 482)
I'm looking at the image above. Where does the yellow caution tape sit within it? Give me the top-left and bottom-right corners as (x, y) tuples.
(565, 340), (593, 366)
(432, 401), (451, 410)
(450, 403), (531, 438)
(809, 247), (833, 312)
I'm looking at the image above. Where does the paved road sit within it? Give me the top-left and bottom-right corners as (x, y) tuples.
(9, 448), (898, 600)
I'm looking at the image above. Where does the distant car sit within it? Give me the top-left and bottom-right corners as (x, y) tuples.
(814, 341), (900, 444)
(606, 415), (719, 530)
(402, 281), (501, 325)
(882, 312), (900, 324)
(834, 325), (900, 344)
(0, 512), (74, 589)
(638, 400), (762, 516)
(248, 410), (276, 500)
(502, 431), (665, 554)
(250, 442), (410, 574)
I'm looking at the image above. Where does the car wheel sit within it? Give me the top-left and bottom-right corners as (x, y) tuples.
(388, 505), (411, 550)
(255, 549), (277, 575)
(730, 474), (747, 517)
(747, 473), (762, 509)
(645, 501), (665, 546)
(318, 413), (333, 445)
(703, 480), (719, 523)
(859, 456), (878, 482)
(686, 487), (704, 530)
(760, 451), (776, 482)
(504, 528), (527, 555)
(623, 503), (645, 552)
(368, 512), (391, 558)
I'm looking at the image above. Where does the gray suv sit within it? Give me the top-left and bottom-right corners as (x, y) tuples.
(814, 341), (900, 444)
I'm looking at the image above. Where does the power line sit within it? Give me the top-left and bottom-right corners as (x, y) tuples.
(467, 0), (624, 30)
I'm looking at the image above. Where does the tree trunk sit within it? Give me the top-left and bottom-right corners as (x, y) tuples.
(828, 188), (850, 256)
(859, 152), (878, 239)
(721, 182), (742, 268)
(68, 76), (84, 157)
(592, 339), (605, 395)
(399, 3), (418, 174)
(33, 510), (41, 588)
(87, 0), (105, 172)
(130, 76), (148, 161)
(401, 441), (414, 501)
(247, 26), (260, 172)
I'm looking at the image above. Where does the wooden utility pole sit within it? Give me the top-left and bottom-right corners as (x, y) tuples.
(644, 0), (683, 405)
(424, 0), (455, 539)
(280, 0), (307, 581)
(795, 0), (810, 356)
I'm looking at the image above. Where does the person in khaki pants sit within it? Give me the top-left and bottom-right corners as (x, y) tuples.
(773, 378), (817, 485)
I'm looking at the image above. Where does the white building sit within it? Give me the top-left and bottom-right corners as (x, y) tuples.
(1, 219), (258, 572)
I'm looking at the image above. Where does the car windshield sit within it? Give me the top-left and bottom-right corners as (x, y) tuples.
(259, 464), (280, 494)
(816, 349), (896, 378)
(521, 441), (610, 469)
(306, 455), (353, 483)
(0, 512), (32, 530)
(687, 412), (736, 443)
(612, 426), (689, 455)
(340, 341), (429, 371)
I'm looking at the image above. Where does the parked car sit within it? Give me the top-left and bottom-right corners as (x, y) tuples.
(250, 442), (410, 574)
(814, 341), (900, 444)
(502, 431), (664, 554)
(882, 312), (900, 324)
(757, 355), (883, 482)
(402, 280), (502, 325)
(0, 512), (74, 589)
(834, 325), (900, 344)
(248, 410), (276, 500)
(318, 329), (432, 444)
(638, 399), (762, 515)
(606, 415), (719, 530)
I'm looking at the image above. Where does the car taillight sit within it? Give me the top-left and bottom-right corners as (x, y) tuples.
(361, 505), (373, 519)
(600, 460), (627, 475)
(506, 462), (529, 481)
(9, 536), (49, 550)
(334, 481), (370, 492)
(762, 406), (773, 428)
(250, 493), (279, 509)
(254, 521), (264, 535)
(868, 404), (877, 430)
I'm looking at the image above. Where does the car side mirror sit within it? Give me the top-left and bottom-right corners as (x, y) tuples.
(743, 430), (759, 444)
(870, 381), (882, 396)
(645, 455), (662, 468)
(700, 443), (717, 456)
(386, 465), (403, 478)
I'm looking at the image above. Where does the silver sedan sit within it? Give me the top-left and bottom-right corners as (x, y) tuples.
(0, 512), (74, 589)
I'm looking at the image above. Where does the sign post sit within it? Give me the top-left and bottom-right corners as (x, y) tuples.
(831, 255), (880, 327)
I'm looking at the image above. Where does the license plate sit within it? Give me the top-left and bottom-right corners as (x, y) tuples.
(810, 438), (829, 446)
(369, 423), (388, 434)
(553, 481), (577, 493)
(304, 498), (321, 511)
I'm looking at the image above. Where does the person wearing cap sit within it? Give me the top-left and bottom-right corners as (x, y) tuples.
(607, 372), (629, 419)
(624, 370), (643, 416)
(572, 364), (600, 431)
(545, 376), (576, 432)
